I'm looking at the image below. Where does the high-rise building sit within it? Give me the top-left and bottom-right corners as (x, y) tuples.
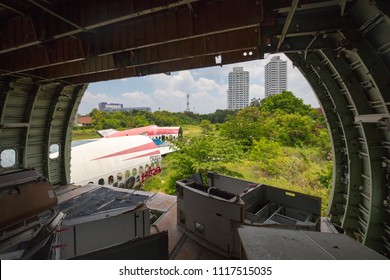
(264, 56), (287, 98)
(227, 67), (249, 110)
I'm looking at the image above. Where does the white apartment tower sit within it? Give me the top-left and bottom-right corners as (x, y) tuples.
(265, 56), (287, 98)
(227, 67), (249, 110)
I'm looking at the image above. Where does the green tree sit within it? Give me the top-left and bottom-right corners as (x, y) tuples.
(202, 109), (236, 123)
(199, 119), (212, 134)
(250, 98), (261, 107)
(109, 111), (128, 128)
(263, 112), (319, 146)
(165, 135), (244, 191)
(250, 138), (282, 175)
(91, 110), (105, 130)
(154, 111), (179, 126)
(317, 163), (333, 189)
(260, 90), (314, 116)
(132, 115), (150, 127)
(88, 108), (100, 117)
(220, 107), (267, 147)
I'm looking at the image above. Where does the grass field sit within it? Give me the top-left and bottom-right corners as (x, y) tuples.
(72, 128), (100, 140)
(181, 125), (203, 137)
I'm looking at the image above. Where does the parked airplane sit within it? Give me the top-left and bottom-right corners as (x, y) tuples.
(97, 125), (182, 155)
(70, 135), (163, 188)
(98, 125), (182, 142)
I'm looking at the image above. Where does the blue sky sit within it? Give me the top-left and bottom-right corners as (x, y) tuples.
(78, 53), (319, 115)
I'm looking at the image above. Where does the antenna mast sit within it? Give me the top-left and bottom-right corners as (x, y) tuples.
(186, 94), (190, 112)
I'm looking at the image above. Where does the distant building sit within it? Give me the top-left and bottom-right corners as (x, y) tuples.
(227, 67), (249, 110)
(265, 56), (287, 98)
(77, 116), (92, 126)
(98, 102), (151, 112)
(98, 102), (123, 111)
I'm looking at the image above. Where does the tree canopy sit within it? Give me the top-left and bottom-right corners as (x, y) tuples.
(260, 90), (314, 116)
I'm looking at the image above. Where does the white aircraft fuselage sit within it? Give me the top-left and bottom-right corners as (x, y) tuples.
(70, 135), (162, 188)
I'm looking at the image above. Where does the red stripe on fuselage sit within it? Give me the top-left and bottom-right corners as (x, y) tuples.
(124, 150), (160, 161)
(92, 142), (158, 160)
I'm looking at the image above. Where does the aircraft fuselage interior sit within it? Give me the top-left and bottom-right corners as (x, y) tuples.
(0, 0), (389, 258)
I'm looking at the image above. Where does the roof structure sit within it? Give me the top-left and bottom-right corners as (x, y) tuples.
(77, 116), (92, 126)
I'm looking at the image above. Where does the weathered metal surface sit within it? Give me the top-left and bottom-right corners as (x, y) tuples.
(55, 185), (151, 259)
(0, 169), (57, 230)
(238, 226), (388, 260)
(176, 173), (322, 257)
(0, 0), (265, 83)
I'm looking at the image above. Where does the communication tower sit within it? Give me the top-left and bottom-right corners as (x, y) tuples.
(186, 94), (190, 112)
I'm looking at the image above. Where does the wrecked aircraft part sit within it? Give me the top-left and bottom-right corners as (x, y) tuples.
(176, 173), (322, 257)
(0, 169), (63, 259)
(53, 185), (164, 260)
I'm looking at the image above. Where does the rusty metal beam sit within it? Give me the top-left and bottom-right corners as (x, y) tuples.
(0, 3), (25, 16)
(0, 0), (263, 77)
(0, 0), (202, 54)
(0, 16), (39, 53)
(0, 37), (86, 74)
(30, 27), (260, 82)
(0, 0), (347, 84)
(63, 48), (262, 84)
(26, 0), (86, 32)
(276, 0), (299, 52)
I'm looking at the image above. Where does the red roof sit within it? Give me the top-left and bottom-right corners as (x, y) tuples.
(78, 116), (92, 125)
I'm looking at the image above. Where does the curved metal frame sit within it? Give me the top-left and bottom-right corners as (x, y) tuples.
(286, 1), (389, 255)
(0, 77), (86, 187)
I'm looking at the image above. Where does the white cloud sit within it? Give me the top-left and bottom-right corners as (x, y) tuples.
(286, 60), (319, 107)
(122, 91), (153, 105)
(149, 71), (195, 92)
(250, 84), (264, 100)
(152, 89), (187, 111)
(82, 91), (110, 102)
(145, 71), (228, 112)
(78, 53), (320, 115)
(192, 91), (225, 113)
(122, 91), (151, 102)
(196, 77), (218, 91)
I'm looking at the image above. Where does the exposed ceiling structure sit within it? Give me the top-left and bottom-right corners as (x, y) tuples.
(0, 0), (267, 83)
(0, 0), (389, 256)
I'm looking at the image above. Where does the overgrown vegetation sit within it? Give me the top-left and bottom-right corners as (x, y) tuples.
(72, 127), (100, 140)
(76, 91), (333, 215)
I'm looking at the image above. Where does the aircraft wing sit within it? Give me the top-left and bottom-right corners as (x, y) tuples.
(96, 129), (118, 137)
(157, 143), (177, 155)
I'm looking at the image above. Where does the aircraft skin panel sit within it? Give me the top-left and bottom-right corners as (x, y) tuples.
(124, 150), (161, 161)
(91, 142), (158, 160)
(102, 125), (182, 139)
(70, 135), (162, 187)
